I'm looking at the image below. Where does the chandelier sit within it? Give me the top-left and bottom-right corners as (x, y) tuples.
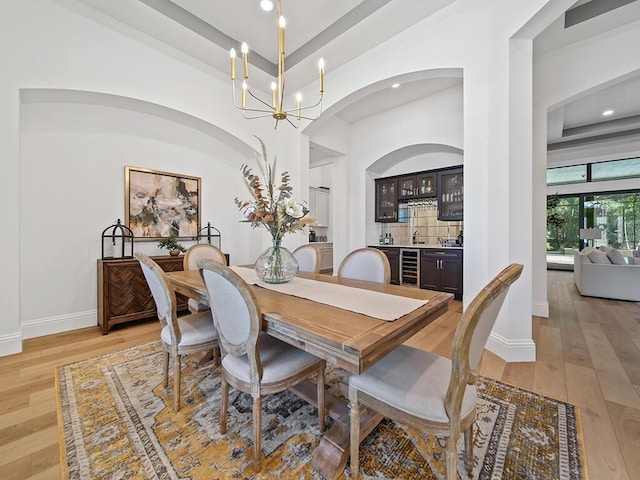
(229, 0), (324, 129)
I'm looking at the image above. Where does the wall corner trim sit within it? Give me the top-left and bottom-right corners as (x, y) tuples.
(22, 310), (97, 340)
(532, 300), (549, 318)
(486, 332), (536, 362)
(0, 332), (23, 357)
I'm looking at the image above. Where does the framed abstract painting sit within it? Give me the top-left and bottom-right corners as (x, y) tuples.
(125, 166), (201, 239)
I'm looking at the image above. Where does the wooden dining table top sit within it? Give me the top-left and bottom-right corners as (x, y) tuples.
(166, 269), (453, 375)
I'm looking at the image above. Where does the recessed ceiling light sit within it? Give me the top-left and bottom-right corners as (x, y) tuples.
(260, 0), (274, 11)
(391, 83), (400, 89)
(602, 109), (614, 116)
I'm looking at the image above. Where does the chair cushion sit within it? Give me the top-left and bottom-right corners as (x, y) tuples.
(587, 249), (611, 264)
(349, 345), (477, 423)
(604, 248), (627, 265)
(222, 333), (322, 384)
(161, 311), (217, 348)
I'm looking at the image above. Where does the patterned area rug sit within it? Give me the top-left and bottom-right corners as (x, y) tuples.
(56, 341), (587, 479)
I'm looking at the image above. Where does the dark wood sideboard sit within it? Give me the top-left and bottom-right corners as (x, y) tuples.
(97, 255), (189, 334)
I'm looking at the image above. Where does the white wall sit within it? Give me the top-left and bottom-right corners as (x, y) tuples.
(309, 164), (334, 189)
(349, 85), (463, 251)
(19, 101), (253, 336)
(383, 152), (463, 177)
(314, 0), (552, 361)
(0, 0), (288, 354)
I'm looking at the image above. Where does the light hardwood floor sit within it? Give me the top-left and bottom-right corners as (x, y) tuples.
(1, 270), (638, 479)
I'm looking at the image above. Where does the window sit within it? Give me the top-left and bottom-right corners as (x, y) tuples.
(547, 165), (587, 185)
(547, 191), (640, 253)
(587, 192), (640, 250)
(547, 157), (640, 186)
(591, 157), (640, 181)
(547, 195), (580, 251)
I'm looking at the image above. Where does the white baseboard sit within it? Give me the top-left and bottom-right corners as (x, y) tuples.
(22, 310), (97, 339)
(532, 300), (549, 318)
(0, 331), (23, 357)
(486, 331), (536, 362)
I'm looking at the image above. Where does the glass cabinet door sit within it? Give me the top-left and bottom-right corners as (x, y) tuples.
(416, 174), (436, 197)
(437, 168), (463, 221)
(399, 176), (417, 199)
(375, 178), (397, 222)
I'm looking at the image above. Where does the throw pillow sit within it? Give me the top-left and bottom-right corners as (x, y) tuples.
(633, 249), (640, 258)
(587, 249), (612, 264)
(628, 257), (640, 265)
(605, 248), (627, 265)
(581, 246), (598, 256)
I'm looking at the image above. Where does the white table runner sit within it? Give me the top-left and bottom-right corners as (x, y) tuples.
(230, 266), (428, 322)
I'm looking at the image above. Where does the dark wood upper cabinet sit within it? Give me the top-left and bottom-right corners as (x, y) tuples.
(437, 167), (464, 221)
(398, 173), (436, 200)
(375, 166), (462, 223)
(375, 177), (398, 222)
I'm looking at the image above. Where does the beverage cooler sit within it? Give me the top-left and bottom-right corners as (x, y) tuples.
(400, 249), (419, 286)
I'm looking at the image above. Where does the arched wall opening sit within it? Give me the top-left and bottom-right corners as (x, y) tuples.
(18, 88), (261, 339)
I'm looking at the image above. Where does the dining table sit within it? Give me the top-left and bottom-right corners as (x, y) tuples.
(166, 267), (453, 480)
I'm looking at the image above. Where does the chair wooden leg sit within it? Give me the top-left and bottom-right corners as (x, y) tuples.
(464, 423), (474, 475)
(349, 385), (360, 478)
(220, 377), (228, 434)
(162, 351), (169, 387)
(213, 345), (221, 367)
(252, 395), (262, 473)
(173, 355), (181, 412)
(445, 434), (458, 480)
(317, 366), (326, 432)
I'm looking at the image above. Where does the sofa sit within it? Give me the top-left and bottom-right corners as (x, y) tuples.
(574, 246), (640, 301)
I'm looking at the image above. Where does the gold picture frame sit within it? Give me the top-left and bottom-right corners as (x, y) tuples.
(125, 166), (201, 240)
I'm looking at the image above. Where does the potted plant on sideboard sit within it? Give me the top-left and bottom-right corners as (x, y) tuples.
(157, 234), (187, 256)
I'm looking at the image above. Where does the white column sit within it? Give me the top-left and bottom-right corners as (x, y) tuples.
(0, 85), (21, 354)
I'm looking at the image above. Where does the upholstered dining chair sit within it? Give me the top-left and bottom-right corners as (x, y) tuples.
(199, 261), (326, 473)
(183, 244), (227, 313)
(293, 244), (321, 273)
(348, 263), (523, 480)
(135, 253), (219, 412)
(337, 247), (391, 284)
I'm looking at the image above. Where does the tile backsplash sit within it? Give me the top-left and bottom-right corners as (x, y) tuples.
(378, 200), (463, 246)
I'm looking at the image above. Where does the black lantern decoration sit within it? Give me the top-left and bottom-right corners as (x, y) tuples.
(101, 219), (134, 259)
(197, 222), (222, 249)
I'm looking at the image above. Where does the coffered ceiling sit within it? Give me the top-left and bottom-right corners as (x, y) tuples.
(71, 0), (640, 164)
(536, 0), (640, 165)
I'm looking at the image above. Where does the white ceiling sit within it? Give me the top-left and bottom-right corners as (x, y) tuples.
(172, 0), (364, 62)
(535, 0), (640, 165)
(73, 0), (640, 165)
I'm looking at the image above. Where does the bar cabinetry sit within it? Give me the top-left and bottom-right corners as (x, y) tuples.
(437, 167), (464, 221)
(376, 246), (400, 285)
(97, 255), (189, 334)
(420, 248), (463, 299)
(374, 178), (398, 222)
(398, 173), (436, 200)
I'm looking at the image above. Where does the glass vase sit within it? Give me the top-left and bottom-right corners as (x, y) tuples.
(255, 239), (299, 284)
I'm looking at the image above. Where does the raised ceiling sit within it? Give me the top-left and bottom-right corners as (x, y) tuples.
(536, 0), (640, 165)
(72, 0), (640, 164)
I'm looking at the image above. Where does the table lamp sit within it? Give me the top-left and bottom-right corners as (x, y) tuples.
(580, 228), (601, 248)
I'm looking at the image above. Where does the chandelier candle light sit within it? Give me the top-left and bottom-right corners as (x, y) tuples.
(229, 0), (324, 128)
